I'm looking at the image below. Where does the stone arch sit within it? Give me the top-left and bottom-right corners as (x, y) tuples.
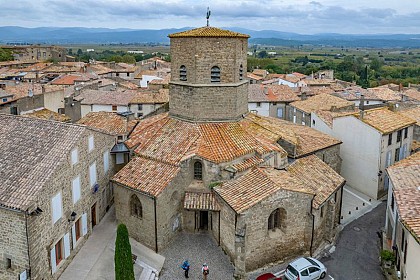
(211, 66), (220, 82)
(130, 194), (142, 219)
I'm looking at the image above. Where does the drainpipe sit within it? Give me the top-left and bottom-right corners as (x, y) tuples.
(338, 183), (345, 225)
(309, 196), (315, 257)
(154, 197), (158, 253)
(24, 211), (32, 278)
(218, 211), (221, 246)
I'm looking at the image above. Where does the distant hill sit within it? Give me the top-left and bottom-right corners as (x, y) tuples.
(0, 26), (419, 48)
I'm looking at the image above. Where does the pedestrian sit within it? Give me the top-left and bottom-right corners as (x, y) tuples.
(202, 263), (209, 280)
(181, 260), (190, 278)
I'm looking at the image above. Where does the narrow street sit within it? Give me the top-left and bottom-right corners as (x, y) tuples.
(320, 201), (386, 280)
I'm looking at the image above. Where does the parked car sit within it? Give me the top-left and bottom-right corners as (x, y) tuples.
(256, 272), (282, 280)
(284, 257), (326, 280)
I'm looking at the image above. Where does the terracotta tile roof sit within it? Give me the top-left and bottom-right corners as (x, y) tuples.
(229, 155), (265, 172)
(119, 80), (139, 90)
(0, 114), (86, 210)
(252, 69), (268, 77)
(247, 72), (263, 80)
(397, 106), (420, 125)
(387, 151), (420, 241)
(51, 74), (91, 85)
(23, 108), (71, 122)
(76, 89), (142, 106)
(367, 87), (402, 101)
(248, 84), (299, 103)
(168, 26), (249, 38)
(298, 87), (335, 96)
(287, 155), (345, 209)
(0, 83), (65, 101)
(402, 88), (420, 101)
(313, 108), (359, 128)
(411, 140), (420, 153)
(290, 93), (354, 114)
(214, 167), (308, 213)
(112, 156), (180, 197)
(351, 108), (416, 134)
(129, 89), (168, 104)
(244, 113), (342, 157)
(77, 111), (137, 136)
(20, 62), (52, 72)
(184, 192), (220, 211)
(292, 72), (307, 79)
(333, 86), (369, 100)
(279, 75), (300, 84)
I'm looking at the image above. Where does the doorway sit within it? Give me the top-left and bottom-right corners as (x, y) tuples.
(91, 203), (97, 228)
(199, 211), (208, 230)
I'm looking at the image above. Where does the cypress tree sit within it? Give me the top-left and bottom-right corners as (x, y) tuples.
(115, 223), (135, 280)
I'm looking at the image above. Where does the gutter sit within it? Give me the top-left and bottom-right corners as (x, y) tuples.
(24, 212), (32, 278)
(154, 197), (158, 253)
(338, 182), (345, 225)
(309, 196), (315, 257)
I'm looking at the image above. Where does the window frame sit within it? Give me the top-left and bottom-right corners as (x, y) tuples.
(71, 148), (78, 165)
(55, 239), (63, 266)
(388, 133), (392, 146)
(397, 130), (402, 143)
(52, 192), (63, 224)
(404, 127), (408, 139)
(239, 64), (243, 80)
(88, 135), (94, 152)
(180, 65), (187, 81)
(72, 176), (81, 205)
(211, 66), (221, 83)
(193, 161), (203, 180)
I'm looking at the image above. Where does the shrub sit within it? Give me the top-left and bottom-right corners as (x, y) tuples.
(380, 250), (395, 263)
(115, 223), (135, 280)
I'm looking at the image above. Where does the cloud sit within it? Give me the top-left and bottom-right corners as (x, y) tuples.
(0, 0), (418, 34)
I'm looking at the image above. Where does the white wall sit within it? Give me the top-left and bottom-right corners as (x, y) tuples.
(44, 90), (65, 113)
(352, 99), (385, 107)
(129, 103), (162, 118)
(248, 102), (270, 117)
(80, 104), (129, 117)
(333, 116), (382, 199)
(278, 78), (297, 87)
(405, 233), (420, 280)
(140, 75), (162, 88)
(311, 113), (333, 133)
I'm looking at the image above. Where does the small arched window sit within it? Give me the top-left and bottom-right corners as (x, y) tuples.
(180, 65), (187, 81)
(130, 195), (142, 218)
(268, 208), (286, 231)
(211, 66), (220, 83)
(194, 161), (203, 180)
(239, 64), (243, 80)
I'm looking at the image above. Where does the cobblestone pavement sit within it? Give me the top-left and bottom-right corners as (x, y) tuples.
(159, 232), (235, 280)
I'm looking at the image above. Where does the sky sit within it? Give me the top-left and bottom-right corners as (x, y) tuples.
(1, 0), (419, 34)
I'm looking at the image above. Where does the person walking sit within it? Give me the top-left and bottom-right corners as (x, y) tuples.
(202, 263), (209, 280)
(181, 260), (190, 278)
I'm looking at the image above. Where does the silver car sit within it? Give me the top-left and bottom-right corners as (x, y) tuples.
(284, 257), (327, 280)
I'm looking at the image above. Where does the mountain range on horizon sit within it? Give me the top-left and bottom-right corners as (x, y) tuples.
(0, 26), (419, 48)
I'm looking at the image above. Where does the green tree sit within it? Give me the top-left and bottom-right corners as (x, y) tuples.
(122, 54), (136, 64)
(115, 224), (134, 280)
(77, 49), (83, 56)
(258, 50), (268, 59)
(0, 48), (13, 61)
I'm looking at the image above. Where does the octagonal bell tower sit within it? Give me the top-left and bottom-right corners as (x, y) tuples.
(168, 26), (250, 122)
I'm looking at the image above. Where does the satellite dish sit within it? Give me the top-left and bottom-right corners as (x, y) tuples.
(28, 89), (33, 97)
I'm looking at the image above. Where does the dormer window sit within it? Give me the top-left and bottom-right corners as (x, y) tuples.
(194, 161), (203, 180)
(180, 65), (187, 81)
(239, 64), (243, 80)
(211, 66), (220, 83)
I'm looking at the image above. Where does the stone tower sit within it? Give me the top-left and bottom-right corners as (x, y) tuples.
(168, 26), (250, 122)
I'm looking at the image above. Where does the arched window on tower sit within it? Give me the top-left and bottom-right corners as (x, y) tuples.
(180, 65), (187, 81)
(239, 64), (243, 80)
(211, 66), (220, 83)
(268, 208), (286, 231)
(130, 195), (142, 218)
(194, 161), (203, 180)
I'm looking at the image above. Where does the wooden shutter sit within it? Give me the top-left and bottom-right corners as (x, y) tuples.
(64, 233), (70, 259)
(50, 247), (57, 274)
(82, 213), (88, 236)
(71, 224), (77, 248)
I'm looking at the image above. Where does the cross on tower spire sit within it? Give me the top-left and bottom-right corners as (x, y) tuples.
(206, 7), (211, 27)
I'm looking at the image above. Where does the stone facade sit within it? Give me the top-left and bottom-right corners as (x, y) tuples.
(0, 128), (116, 280)
(314, 145), (342, 174)
(169, 36), (249, 122)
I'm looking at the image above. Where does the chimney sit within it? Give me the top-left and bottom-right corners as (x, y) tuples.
(359, 94), (365, 119)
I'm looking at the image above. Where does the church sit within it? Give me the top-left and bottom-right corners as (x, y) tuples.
(111, 25), (345, 277)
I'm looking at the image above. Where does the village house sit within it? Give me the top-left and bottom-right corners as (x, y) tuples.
(384, 151), (420, 280)
(312, 107), (416, 199)
(128, 89), (168, 118)
(3, 45), (68, 62)
(288, 93), (355, 126)
(0, 114), (116, 280)
(248, 84), (299, 119)
(111, 26), (345, 278)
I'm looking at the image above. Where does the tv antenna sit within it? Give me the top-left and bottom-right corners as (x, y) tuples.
(206, 7), (211, 27)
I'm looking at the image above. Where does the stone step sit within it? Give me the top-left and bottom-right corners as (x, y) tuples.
(139, 267), (153, 280)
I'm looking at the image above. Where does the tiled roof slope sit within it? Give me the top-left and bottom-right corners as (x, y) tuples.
(402, 89), (420, 101)
(112, 156), (180, 197)
(248, 84), (299, 103)
(0, 114), (86, 210)
(290, 93), (354, 114)
(168, 26), (249, 38)
(184, 192), (220, 211)
(287, 155), (345, 209)
(214, 167), (308, 213)
(387, 152), (420, 241)
(77, 111), (138, 136)
(397, 106), (420, 125)
(129, 89), (169, 104)
(75, 89), (141, 106)
(352, 108), (416, 134)
(23, 108), (71, 122)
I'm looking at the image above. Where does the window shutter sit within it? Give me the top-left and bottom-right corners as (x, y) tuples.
(103, 150), (109, 173)
(402, 144), (407, 159)
(116, 153), (124, 164)
(72, 176), (81, 204)
(88, 135), (94, 152)
(71, 224), (76, 248)
(52, 193), (62, 224)
(89, 162), (97, 186)
(386, 151), (392, 167)
(82, 213), (88, 236)
(50, 247), (57, 274)
(71, 149), (78, 165)
(64, 233), (70, 259)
